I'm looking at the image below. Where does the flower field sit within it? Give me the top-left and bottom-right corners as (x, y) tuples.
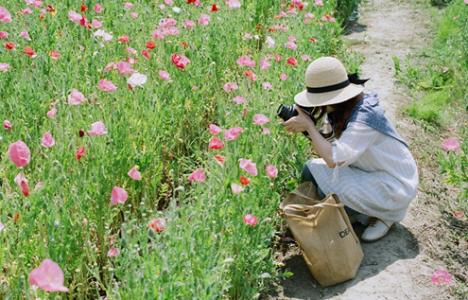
(0, 1), (360, 298)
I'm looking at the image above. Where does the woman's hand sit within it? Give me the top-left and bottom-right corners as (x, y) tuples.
(281, 106), (315, 133)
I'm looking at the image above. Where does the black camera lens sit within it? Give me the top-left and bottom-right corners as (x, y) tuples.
(276, 104), (298, 122)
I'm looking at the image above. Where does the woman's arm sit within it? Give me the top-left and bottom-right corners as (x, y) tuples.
(282, 106), (337, 168)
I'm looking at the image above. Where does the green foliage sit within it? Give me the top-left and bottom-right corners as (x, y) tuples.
(0, 1), (361, 299)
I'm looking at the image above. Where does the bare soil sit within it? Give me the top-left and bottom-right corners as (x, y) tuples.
(268, 0), (456, 299)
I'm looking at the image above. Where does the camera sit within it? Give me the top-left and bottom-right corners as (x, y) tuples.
(276, 104), (333, 139)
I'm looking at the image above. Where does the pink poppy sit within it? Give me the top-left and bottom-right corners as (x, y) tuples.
(47, 107), (57, 118)
(224, 127), (243, 141)
(94, 4), (103, 13)
(188, 168), (206, 183)
(441, 137), (460, 153)
(315, 0), (324, 6)
(236, 55), (256, 67)
(116, 61), (134, 76)
(68, 89), (86, 105)
(260, 59), (271, 70)
(8, 140), (31, 168)
(98, 79), (117, 92)
(184, 19), (195, 29)
(127, 47), (137, 55)
(148, 218), (166, 233)
(124, 2), (134, 10)
(280, 73), (288, 81)
(49, 50), (60, 60)
(171, 54), (190, 69)
(0, 7), (12, 23)
(262, 127), (271, 135)
(239, 158), (257, 176)
(68, 10), (82, 24)
(301, 54), (312, 61)
(231, 183), (244, 194)
(262, 82), (272, 90)
(3, 120), (11, 130)
(431, 269), (452, 285)
(209, 124), (222, 135)
(94, 29), (113, 42)
(253, 114), (270, 125)
(88, 121), (107, 136)
(91, 19), (103, 29)
(159, 70), (170, 81)
(128, 166), (142, 181)
(130, 12), (139, 18)
(110, 186), (128, 205)
(0, 222), (4, 232)
(304, 12), (315, 24)
(41, 132), (55, 148)
(14, 172), (30, 197)
(198, 14), (210, 25)
(285, 41), (297, 50)
(20, 31), (31, 41)
(233, 96), (246, 105)
(265, 164), (278, 179)
(29, 259), (68, 292)
(22, 8), (33, 15)
(0, 31), (8, 39)
(209, 137), (224, 150)
(107, 247), (120, 257)
(127, 73), (147, 88)
(243, 214), (258, 226)
(244, 70), (257, 81)
(223, 82), (238, 92)
(322, 14), (336, 22)
(226, 0), (241, 9)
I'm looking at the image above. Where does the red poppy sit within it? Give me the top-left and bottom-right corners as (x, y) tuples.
(287, 57), (297, 66)
(211, 4), (218, 12)
(81, 4), (87, 12)
(240, 176), (250, 186)
(46, 5), (55, 13)
(118, 35), (129, 43)
(4, 42), (15, 50)
(171, 54), (190, 69)
(309, 37), (317, 43)
(187, 0), (197, 3)
(142, 49), (151, 60)
(23, 47), (37, 58)
(213, 155), (225, 165)
(146, 41), (156, 50)
(76, 147), (86, 160)
(244, 70), (257, 81)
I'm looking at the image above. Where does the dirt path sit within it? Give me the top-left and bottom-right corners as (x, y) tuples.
(269, 1), (453, 299)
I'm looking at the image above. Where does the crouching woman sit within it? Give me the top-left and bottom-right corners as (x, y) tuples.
(282, 57), (419, 242)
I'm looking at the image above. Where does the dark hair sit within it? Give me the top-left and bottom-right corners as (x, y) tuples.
(327, 92), (364, 138)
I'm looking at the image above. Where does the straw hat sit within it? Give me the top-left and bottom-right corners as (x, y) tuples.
(294, 56), (366, 107)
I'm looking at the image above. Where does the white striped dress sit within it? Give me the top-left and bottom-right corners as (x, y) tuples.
(306, 122), (419, 223)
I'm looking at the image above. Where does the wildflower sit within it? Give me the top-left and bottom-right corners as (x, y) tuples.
(231, 183), (244, 194)
(253, 114), (270, 125)
(441, 137), (460, 153)
(8, 141), (31, 168)
(29, 259), (68, 292)
(98, 79), (117, 92)
(88, 121), (107, 136)
(128, 166), (142, 181)
(224, 127), (243, 141)
(243, 214), (258, 226)
(41, 132), (55, 148)
(265, 164), (278, 179)
(68, 89), (86, 105)
(110, 186), (128, 205)
(107, 247), (120, 257)
(239, 158), (257, 176)
(188, 168), (206, 183)
(148, 218), (166, 233)
(209, 124), (222, 135)
(431, 269), (452, 286)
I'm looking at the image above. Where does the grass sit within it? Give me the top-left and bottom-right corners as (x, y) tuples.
(0, 0), (362, 298)
(399, 0), (467, 297)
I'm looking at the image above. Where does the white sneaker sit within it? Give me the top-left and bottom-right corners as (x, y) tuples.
(349, 213), (370, 226)
(361, 218), (394, 242)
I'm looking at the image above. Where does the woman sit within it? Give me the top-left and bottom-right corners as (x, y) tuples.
(282, 56), (419, 242)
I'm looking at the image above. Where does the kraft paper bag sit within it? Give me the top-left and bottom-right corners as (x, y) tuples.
(279, 182), (363, 286)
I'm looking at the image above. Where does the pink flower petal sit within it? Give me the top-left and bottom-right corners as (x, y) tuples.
(431, 269), (452, 286)
(128, 166), (142, 181)
(148, 217), (166, 233)
(239, 158), (257, 176)
(441, 137), (460, 153)
(209, 124), (222, 135)
(68, 89), (86, 105)
(188, 168), (206, 183)
(41, 132), (55, 148)
(28, 259), (69, 292)
(224, 127), (243, 141)
(88, 121), (107, 136)
(98, 79), (117, 93)
(253, 114), (270, 126)
(110, 186), (128, 205)
(231, 183), (244, 194)
(265, 164), (278, 179)
(107, 247), (120, 257)
(8, 140), (31, 168)
(243, 214), (258, 226)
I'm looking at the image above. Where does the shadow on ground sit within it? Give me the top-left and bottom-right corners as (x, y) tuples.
(269, 223), (420, 299)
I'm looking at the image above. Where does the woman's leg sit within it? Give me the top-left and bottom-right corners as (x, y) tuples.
(301, 164), (326, 198)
